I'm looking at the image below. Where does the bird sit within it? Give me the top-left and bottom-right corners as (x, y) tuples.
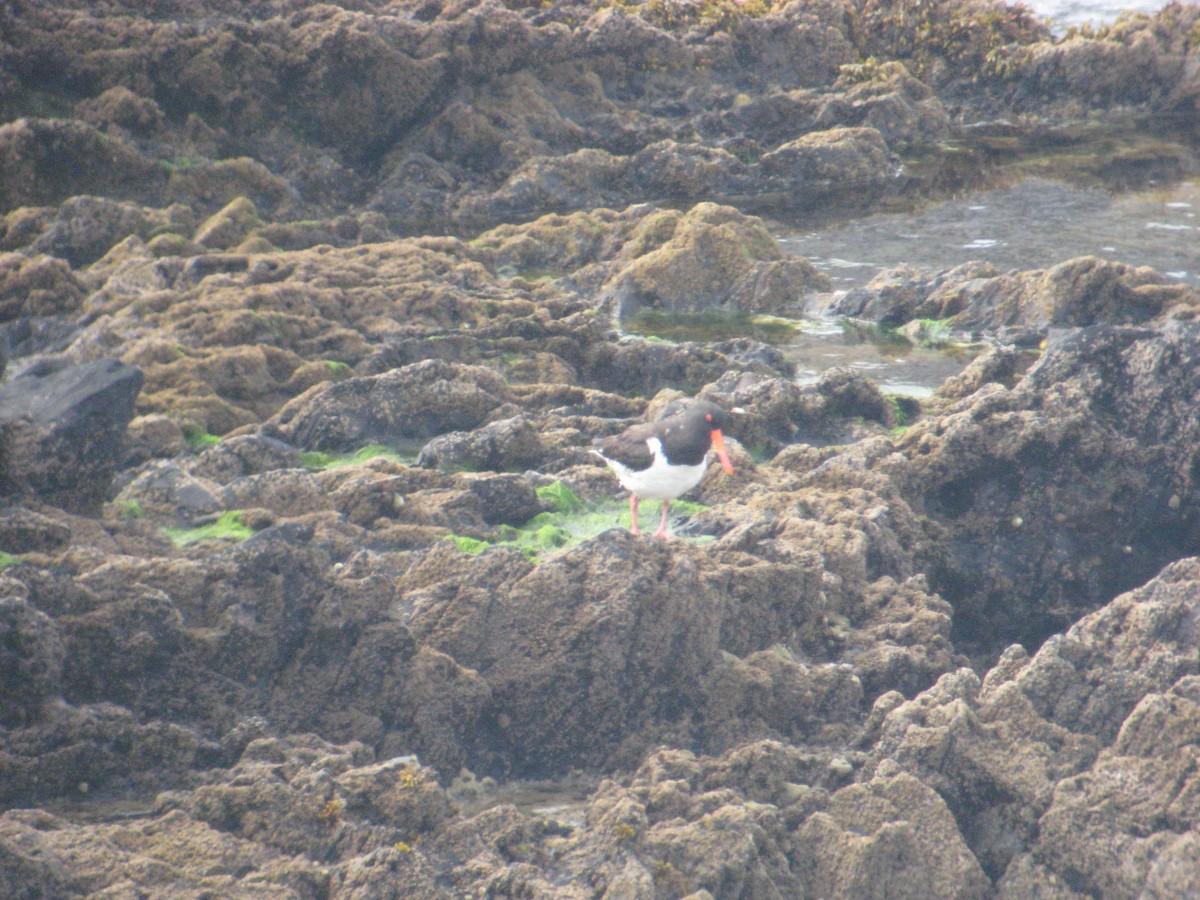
(591, 400), (735, 538)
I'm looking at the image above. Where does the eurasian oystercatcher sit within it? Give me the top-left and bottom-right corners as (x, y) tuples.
(592, 400), (735, 538)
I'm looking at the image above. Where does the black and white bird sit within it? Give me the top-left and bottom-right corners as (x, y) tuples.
(592, 400), (734, 538)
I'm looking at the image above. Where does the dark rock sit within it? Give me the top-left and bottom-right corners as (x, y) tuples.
(758, 126), (900, 200)
(0, 119), (166, 209)
(0, 315), (82, 363)
(934, 344), (1027, 402)
(0, 506), (71, 554)
(701, 365), (896, 455)
(187, 433), (303, 484)
(461, 473), (545, 526)
(416, 415), (546, 473)
(883, 322), (1200, 653)
(267, 359), (513, 452)
(0, 700), (203, 807)
(75, 85), (164, 134)
(583, 337), (741, 398)
(824, 261), (1000, 327)
(0, 584), (65, 728)
(0, 358), (144, 514)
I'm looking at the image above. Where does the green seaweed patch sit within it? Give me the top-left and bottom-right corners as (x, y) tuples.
(300, 443), (417, 470)
(904, 318), (953, 347)
(446, 482), (713, 561)
(163, 510), (256, 548)
(0, 551), (22, 570)
(181, 424), (221, 451)
(625, 309), (805, 344)
(537, 480), (584, 514)
(447, 534), (490, 555)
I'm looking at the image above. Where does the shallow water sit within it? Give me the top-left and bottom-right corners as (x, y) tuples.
(780, 322), (982, 398)
(646, 161), (1200, 396)
(1025, 0), (1177, 28)
(779, 177), (1200, 293)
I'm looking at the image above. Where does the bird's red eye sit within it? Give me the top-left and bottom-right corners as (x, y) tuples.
(705, 413), (713, 422)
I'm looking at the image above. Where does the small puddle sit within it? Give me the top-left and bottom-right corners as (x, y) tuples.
(625, 312), (981, 397)
(453, 776), (595, 829)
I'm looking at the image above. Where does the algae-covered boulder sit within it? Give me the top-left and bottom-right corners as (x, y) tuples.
(266, 359), (515, 451)
(0, 252), (85, 322)
(0, 119), (166, 209)
(601, 202), (830, 318)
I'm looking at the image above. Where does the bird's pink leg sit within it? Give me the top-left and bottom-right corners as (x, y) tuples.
(654, 499), (671, 539)
(629, 494), (640, 535)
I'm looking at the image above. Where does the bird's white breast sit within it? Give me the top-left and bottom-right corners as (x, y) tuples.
(595, 437), (709, 500)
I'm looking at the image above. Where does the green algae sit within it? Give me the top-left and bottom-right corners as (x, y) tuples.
(300, 443), (418, 470)
(162, 510), (256, 548)
(447, 482), (714, 561)
(624, 309), (806, 344)
(447, 535), (490, 555)
(536, 480), (584, 514)
(181, 424), (221, 451)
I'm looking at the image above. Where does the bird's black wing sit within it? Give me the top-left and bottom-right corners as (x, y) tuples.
(593, 423), (656, 471)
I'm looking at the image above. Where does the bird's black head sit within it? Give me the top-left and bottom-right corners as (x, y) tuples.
(686, 400), (728, 433)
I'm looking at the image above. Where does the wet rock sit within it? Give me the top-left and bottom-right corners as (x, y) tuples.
(267, 359), (514, 452)
(823, 261), (1001, 327)
(883, 322), (1200, 651)
(827, 256), (1199, 338)
(701, 365), (897, 455)
(416, 415), (546, 473)
(730, 1), (856, 88)
(461, 473), (545, 526)
(794, 770), (990, 898)
(934, 344), (1027, 402)
(758, 126), (899, 200)
(0, 358), (144, 514)
(826, 62), (953, 151)
(583, 337), (749, 398)
(1001, 32), (1176, 109)
(0, 585), (66, 728)
(0, 700), (204, 807)
(861, 556), (1200, 893)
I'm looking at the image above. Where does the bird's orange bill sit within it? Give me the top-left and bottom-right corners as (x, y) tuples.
(711, 429), (734, 474)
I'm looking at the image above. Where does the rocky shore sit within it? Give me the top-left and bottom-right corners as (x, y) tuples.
(3, 0), (1200, 896)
